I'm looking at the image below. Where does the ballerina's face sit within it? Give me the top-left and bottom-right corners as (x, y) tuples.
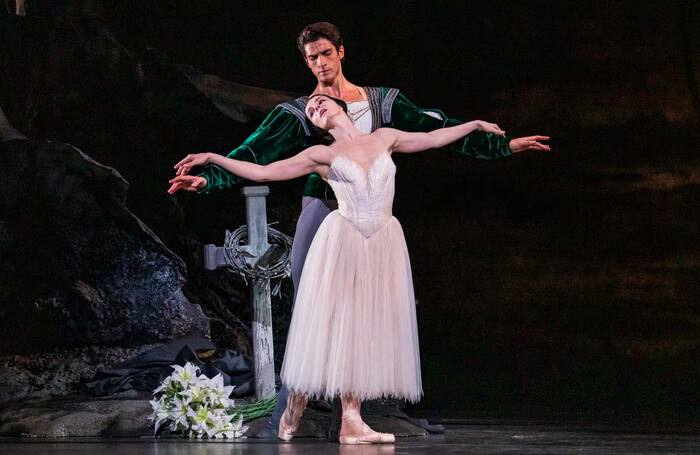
(305, 95), (345, 130)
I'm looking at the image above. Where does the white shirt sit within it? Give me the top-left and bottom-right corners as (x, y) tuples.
(346, 100), (373, 134)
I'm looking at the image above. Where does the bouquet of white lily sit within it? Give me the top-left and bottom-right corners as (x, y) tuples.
(149, 362), (249, 439)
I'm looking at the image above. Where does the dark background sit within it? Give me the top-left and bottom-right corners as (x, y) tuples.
(2, 0), (699, 422)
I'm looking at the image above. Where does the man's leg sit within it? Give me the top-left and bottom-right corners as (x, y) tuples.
(256, 197), (333, 438)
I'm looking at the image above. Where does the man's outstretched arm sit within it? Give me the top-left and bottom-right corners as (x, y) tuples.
(185, 105), (310, 194)
(389, 91), (549, 158)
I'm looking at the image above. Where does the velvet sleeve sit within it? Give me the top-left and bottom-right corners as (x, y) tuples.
(390, 91), (512, 160)
(196, 105), (309, 193)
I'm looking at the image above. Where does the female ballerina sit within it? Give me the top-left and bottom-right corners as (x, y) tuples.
(170, 94), (505, 444)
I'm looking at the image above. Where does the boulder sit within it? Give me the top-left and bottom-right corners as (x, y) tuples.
(0, 397), (154, 437)
(0, 345), (160, 402)
(0, 137), (209, 352)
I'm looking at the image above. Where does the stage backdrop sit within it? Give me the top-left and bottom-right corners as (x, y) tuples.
(0, 0), (698, 421)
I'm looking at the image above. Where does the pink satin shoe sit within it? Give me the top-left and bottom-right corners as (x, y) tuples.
(277, 394), (308, 441)
(277, 408), (298, 441)
(339, 415), (395, 444)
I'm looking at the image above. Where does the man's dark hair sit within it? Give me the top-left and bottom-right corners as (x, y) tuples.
(297, 22), (344, 58)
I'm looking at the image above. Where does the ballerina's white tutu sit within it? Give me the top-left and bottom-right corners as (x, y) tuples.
(280, 151), (422, 402)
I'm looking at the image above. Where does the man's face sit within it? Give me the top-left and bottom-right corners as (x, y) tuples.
(303, 38), (345, 83)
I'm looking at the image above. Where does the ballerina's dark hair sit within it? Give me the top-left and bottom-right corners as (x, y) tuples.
(307, 93), (348, 113)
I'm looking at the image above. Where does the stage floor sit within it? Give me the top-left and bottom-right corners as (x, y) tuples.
(1, 424), (698, 454)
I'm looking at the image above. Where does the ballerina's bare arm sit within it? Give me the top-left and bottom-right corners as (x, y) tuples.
(167, 146), (330, 194)
(168, 145), (330, 194)
(377, 120), (505, 154)
(207, 145), (331, 182)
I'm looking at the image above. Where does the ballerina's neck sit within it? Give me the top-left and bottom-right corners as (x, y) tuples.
(327, 118), (364, 141)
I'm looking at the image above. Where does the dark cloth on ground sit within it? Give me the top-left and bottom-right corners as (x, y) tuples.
(83, 336), (255, 398)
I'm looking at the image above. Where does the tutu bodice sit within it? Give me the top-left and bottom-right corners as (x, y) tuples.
(326, 151), (396, 238)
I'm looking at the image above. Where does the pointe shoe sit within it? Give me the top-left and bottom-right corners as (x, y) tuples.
(339, 432), (395, 444)
(277, 394), (307, 441)
(277, 408), (297, 441)
(339, 420), (395, 444)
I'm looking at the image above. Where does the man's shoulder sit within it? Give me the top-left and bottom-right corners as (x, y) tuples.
(279, 95), (310, 109)
(275, 96), (310, 118)
(269, 97), (312, 136)
(362, 87), (402, 125)
(364, 86), (401, 98)
(364, 85), (399, 91)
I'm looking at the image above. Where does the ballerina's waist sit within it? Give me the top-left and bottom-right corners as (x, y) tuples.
(334, 209), (395, 238)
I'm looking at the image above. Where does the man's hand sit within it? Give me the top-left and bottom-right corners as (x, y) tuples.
(168, 175), (208, 194)
(509, 136), (551, 153)
(174, 153), (213, 176)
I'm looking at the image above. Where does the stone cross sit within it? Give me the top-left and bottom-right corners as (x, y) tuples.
(202, 186), (276, 400)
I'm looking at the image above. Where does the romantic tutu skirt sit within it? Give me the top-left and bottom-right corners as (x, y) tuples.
(280, 211), (423, 402)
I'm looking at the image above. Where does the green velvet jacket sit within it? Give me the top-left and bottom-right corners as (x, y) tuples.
(197, 86), (512, 198)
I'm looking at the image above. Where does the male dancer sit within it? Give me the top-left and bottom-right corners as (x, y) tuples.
(168, 22), (550, 439)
